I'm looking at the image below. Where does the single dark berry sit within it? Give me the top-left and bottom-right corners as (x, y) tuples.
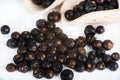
(1, 25), (10, 34)
(53, 39), (62, 47)
(54, 27), (62, 35)
(96, 25), (105, 34)
(88, 51), (96, 61)
(21, 31), (31, 39)
(25, 52), (35, 61)
(32, 0), (42, 5)
(78, 1), (86, 11)
(96, 61), (105, 70)
(75, 63), (85, 72)
(30, 60), (40, 70)
(84, 25), (96, 36)
(46, 22), (56, 31)
(13, 54), (24, 64)
(78, 54), (87, 62)
(40, 27), (48, 34)
(45, 69), (54, 79)
(65, 38), (75, 48)
(52, 62), (63, 75)
(86, 35), (96, 45)
(58, 33), (68, 41)
(48, 11), (61, 22)
(61, 69), (74, 80)
(42, 0), (54, 8)
(31, 28), (40, 36)
(17, 38), (26, 47)
(46, 32), (56, 40)
(11, 32), (20, 40)
(57, 55), (66, 63)
(57, 45), (67, 54)
(7, 39), (17, 48)
(27, 44), (37, 52)
(38, 44), (47, 52)
(36, 33), (45, 42)
(49, 46), (57, 54)
(85, 1), (97, 12)
(66, 59), (76, 69)
(41, 61), (52, 69)
(36, 52), (46, 61)
(95, 48), (106, 58)
(33, 68), (44, 79)
(6, 63), (16, 72)
(78, 47), (86, 55)
(92, 40), (102, 50)
(86, 61), (96, 72)
(107, 60), (119, 71)
(102, 54), (111, 64)
(65, 10), (75, 20)
(103, 40), (114, 50)
(46, 53), (57, 62)
(17, 62), (29, 73)
(36, 19), (47, 29)
(17, 46), (27, 54)
(66, 50), (78, 59)
(75, 36), (86, 47)
(111, 52), (120, 61)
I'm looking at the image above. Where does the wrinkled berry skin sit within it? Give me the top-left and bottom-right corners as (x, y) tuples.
(1, 25), (10, 34)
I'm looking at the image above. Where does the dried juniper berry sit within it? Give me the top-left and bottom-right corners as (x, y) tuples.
(111, 52), (120, 61)
(41, 61), (52, 69)
(102, 54), (111, 64)
(65, 38), (75, 48)
(103, 40), (114, 50)
(46, 32), (56, 40)
(25, 52), (35, 61)
(27, 44), (37, 52)
(84, 25), (96, 36)
(57, 45), (67, 54)
(36, 19), (47, 29)
(78, 54), (87, 62)
(33, 68), (44, 79)
(17, 61), (29, 73)
(46, 22), (56, 31)
(31, 28), (40, 36)
(78, 47), (86, 55)
(57, 55), (66, 63)
(61, 69), (74, 80)
(42, 0), (54, 8)
(36, 52), (46, 61)
(53, 39), (62, 47)
(66, 50), (78, 59)
(96, 61), (105, 70)
(86, 61), (96, 72)
(75, 36), (86, 47)
(95, 48), (106, 58)
(58, 33), (68, 41)
(86, 35), (96, 45)
(48, 11), (61, 22)
(30, 60), (40, 70)
(107, 60), (119, 71)
(17, 46), (27, 54)
(7, 39), (18, 48)
(6, 63), (16, 72)
(46, 53), (57, 62)
(36, 33), (45, 42)
(92, 40), (102, 50)
(54, 27), (62, 35)
(85, 1), (97, 12)
(64, 10), (75, 20)
(38, 44), (47, 52)
(17, 38), (26, 47)
(11, 32), (20, 40)
(66, 59), (76, 69)
(75, 63), (85, 72)
(88, 51), (96, 61)
(45, 69), (54, 79)
(96, 25), (105, 34)
(1, 25), (10, 34)
(13, 54), (24, 64)
(52, 62), (63, 75)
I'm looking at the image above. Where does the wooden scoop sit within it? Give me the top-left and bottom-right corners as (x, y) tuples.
(61, 0), (120, 24)
(25, 0), (64, 13)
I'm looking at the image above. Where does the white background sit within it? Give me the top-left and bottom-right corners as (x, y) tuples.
(0, 0), (120, 80)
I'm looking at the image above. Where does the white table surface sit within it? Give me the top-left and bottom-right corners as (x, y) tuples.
(0, 0), (120, 80)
